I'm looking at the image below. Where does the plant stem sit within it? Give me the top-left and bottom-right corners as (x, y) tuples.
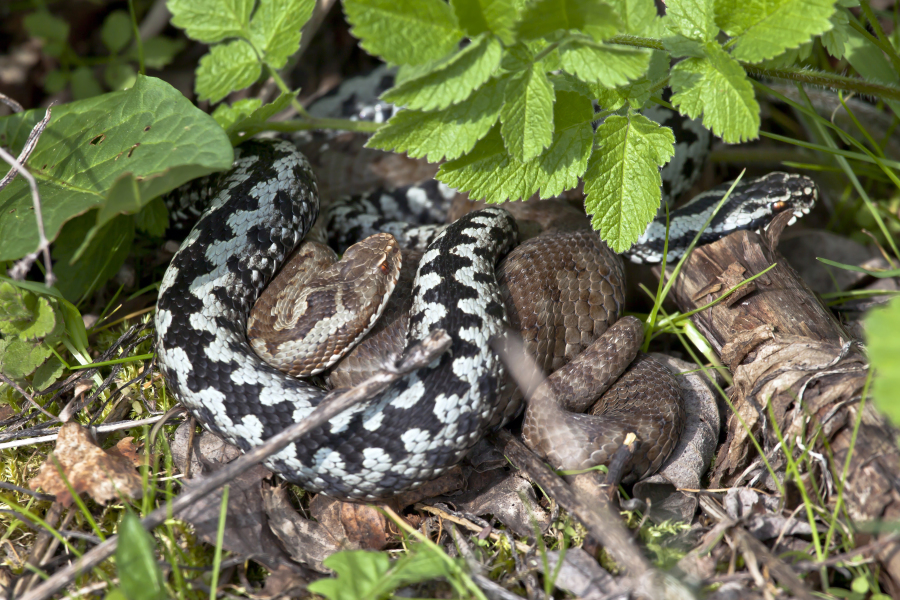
(859, 0), (900, 76)
(267, 66), (311, 118)
(607, 34), (900, 102)
(266, 117), (382, 134)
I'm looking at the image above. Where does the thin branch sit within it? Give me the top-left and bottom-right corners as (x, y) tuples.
(0, 92), (24, 113)
(1, 105), (55, 286)
(0, 414), (173, 450)
(17, 329), (451, 600)
(0, 373), (56, 420)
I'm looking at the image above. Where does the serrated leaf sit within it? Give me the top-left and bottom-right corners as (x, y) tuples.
(451, 0), (517, 42)
(116, 512), (167, 600)
(821, 8), (850, 60)
(438, 91), (593, 201)
(167, 0), (254, 44)
(615, 49), (669, 108)
(583, 113), (674, 251)
(0, 283), (63, 341)
(213, 98), (263, 130)
(500, 65), (554, 163)
(196, 39), (261, 103)
(33, 355), (64, 390)
(368, 77), (505, 161)
(224, 92), (297, 144)
(248, 0), (316, 69)
(0, 75), (233, 262)
(715, 0), (837, 63)
(343, 0), (463, 66)
(515, 0), (622, 41)
(868, 297), (900, 428)
(381, 34), (502, 111)
(605, 0), (657, 35)
(666, 0), (718, 42)
(102, 11), (133, 54)
(0, 337), (54, 382)
(559, 39), (651, 88)
(0, 277), (89, 357)
(670, 43), (760, 142)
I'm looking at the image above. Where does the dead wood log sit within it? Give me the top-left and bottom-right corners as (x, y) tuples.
(656, 212), (900, 591)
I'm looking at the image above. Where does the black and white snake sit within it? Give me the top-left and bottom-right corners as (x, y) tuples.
(156, 74), (817, 499)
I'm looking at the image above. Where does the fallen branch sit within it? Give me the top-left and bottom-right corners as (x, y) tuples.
(17, 329), (451, 600)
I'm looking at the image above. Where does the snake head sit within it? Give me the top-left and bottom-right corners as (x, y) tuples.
(757, 172), (818, 226)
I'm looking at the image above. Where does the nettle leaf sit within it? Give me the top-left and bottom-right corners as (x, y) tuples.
(451, 0), (517, 42)
(0, 75), (233, 262)
(343, 0), (463, 65)
(501, 65), (555, 162)
(584, 113), (674, 252)
(515, 0), (622, 42)
(821, 7), (851, 60)
(438, 91), (593, 202)
(0, 282), (64, 341)
(248, 0), (316, 69)
(223, 92), (297, 145)
(666, 0), (718, 42)
(167, 0), (254, 44)
(867, 297), (900, 428)
(213, 98), (263, 130)
(614, 49), (670, 108)
(368, 77), (506, 161)
(382, 34), (502, 111)
(714, 0), (837, 63)
(606, 0), (658, 35)
(196, 39), (261, 103)
(559, 38), (651, 88)
(670, 43), (760, 142)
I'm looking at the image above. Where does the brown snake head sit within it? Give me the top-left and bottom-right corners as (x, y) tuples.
(247, 232), (402, 377)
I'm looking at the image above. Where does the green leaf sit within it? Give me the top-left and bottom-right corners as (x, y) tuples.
(559, 39), (651, 88)
(24, 11), (69, 57)
(714, 0), (837, 63)
(0, 75), (233, 262)
(213, 98), (263, 130)
(53, 214), (134, 303)
(670, 43), (760, 142)
(501, 65), (555, 162)
(248, 0), (316, 69)
(167, 0), (254, 44)
(71, 67), (104, 100)
(102, 10), (134, 54)
(868, 297), (900, 429)
(195, 39), (261, 103)
(450, 0), (517, 42)
(105, 64), (138, 91)
(33, 354), (64, 390)
(515, 0), (623, 42)
(134, 197), (169, 237)
(438, 91), (593, 201)
(368, 77), (506, 161)
(583, 113), (675, 251)
(381, 34), (502, 111)
(343, 0), (463, 65)
(222, 92), (297, 144)
(614, 49), (670, 108)
(0, 337), (54, 382)
(307, 551), (391, 600)
(666, 0), (718, 42)
(844, 17), (900, 119)
(126, 36), (186, 69)
(0, 282), (64, 341)
(605, 0), (658, 35)
(116, 511), (167, 600)
(816, 258), (900, 278)
(821, 8), (850, 60)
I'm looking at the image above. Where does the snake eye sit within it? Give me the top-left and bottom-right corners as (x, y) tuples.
(772, 201), (788, 212)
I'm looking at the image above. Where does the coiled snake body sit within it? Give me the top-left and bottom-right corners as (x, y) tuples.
(157, 131), (816, 499)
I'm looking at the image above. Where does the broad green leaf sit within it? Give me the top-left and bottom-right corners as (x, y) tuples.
(102, 11), (133, 54)
(382, 35), (502, 111)
(450, 0), (517, 42)
(248, 0), (316, 69)
(167, 0), (254, 44)
(126, 37), (186, 69)
(670, 43), (760, 142)
(33, 355), (64, 390)
(223, 92), (297, 145)
(868, 297), (900, 428)
(196, 39), (261, 103)
(821, 8), (850, 59)
(606, 0), (658, 35)
(501, 65), (555, 162)
(53, 214), (134, 303)
(438, 91), (593, 201)
(614, 49), (669, 108)
(24, 11), (69, 58)
(843, 15), (900, 119)
(116, 512), (167, 600)
(0, 277), (89, 357)
(308, 551), (391, 600)
(515, 0), (622, 42)
(666, 0), (718, 42)
(105, 64), (138, 91)
(0, 283), (63, 340)
(0, 75), (233, 262)
(559, 39), (651, 88)
(0, 337), (54, 382)
(71, 67), (104, 100)
(715, 0), (837, 63)
(134, 197), (169, 238)
(583, 113), (674, 251)
(368, 77), (506, 161)
(343, 0), (463, 65)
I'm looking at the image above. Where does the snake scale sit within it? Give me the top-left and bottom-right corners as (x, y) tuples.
(157, 75), (818, 499)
